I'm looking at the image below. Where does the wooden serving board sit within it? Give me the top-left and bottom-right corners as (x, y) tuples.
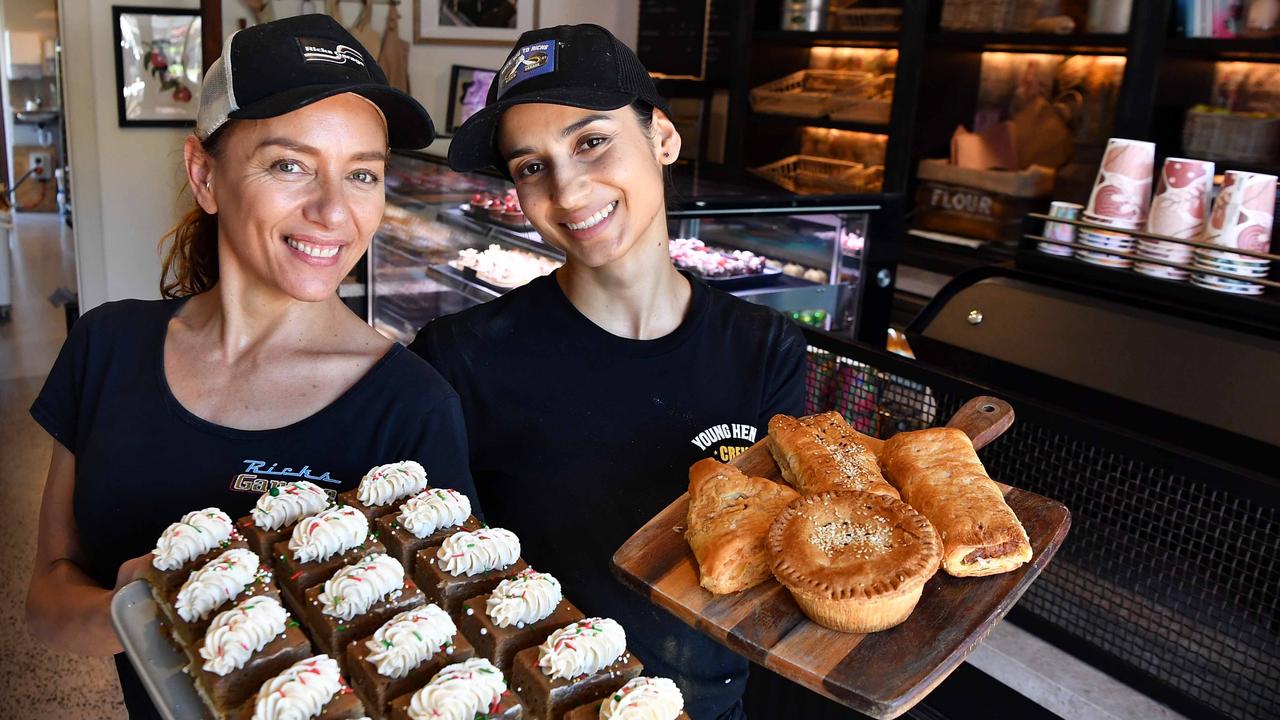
(611, 397), (1070, 719)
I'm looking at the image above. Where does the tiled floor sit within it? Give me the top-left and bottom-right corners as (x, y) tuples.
(0, 212), (128, 719)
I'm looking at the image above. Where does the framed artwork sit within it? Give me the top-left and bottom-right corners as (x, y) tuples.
(414, 0), (538, 45)
(112, 6), (203, 127)
(445, 65), (497, 134)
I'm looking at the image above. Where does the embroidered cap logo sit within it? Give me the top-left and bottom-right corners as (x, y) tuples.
(298, 38), (366, 67)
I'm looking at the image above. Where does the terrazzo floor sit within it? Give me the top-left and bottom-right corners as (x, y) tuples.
(0, 212), (128, 718)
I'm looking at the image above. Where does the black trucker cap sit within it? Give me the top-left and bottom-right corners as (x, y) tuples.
(196, 14), (433, 149)
(448, 23), (671, 175)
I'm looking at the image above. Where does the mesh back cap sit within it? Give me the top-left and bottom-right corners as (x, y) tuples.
(196, 14), (433, 149)
(447, 23), (670, 176)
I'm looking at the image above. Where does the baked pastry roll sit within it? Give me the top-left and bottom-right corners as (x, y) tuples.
(880, 428), (1032, 577)
(685, 459), (799, 595)
(768, 413), (899, 499)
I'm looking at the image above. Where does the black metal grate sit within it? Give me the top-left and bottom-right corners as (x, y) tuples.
(805, 346), (1280, 720)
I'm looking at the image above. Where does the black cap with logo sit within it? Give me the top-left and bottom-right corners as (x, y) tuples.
(197, 14), (434, 149)
(447, 23), (670, 176)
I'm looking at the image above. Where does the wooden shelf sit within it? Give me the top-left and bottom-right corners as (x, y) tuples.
(752, 112), (891, 135)
(756, 30), (900, 47)
(929, 31), (1128, 55)
(1164, 36), (1280, 61)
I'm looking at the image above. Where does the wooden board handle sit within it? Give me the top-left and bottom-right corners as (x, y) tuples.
(945, 396), (1015, 451)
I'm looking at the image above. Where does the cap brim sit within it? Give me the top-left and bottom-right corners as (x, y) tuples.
(229, 83), (435, 150)
(447, 87), (636, 176)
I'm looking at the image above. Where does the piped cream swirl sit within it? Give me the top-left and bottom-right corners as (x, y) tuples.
(436, 528), (519, 577)
(175, 548), (263, 623)
(406, 657), (506, 720)
(152, 508), (234, 571)
(486, 568), (562, 628)
(318, 553), (404, 621)
(358, 461), (428, 507)
(365, 603), (456, 679)
(250, 655), (343, 720)
(600, 677), (685, 720)
(251, 482), (329, 531)
(398, 488), (470, 538)
(287, 505), (369, 564)
(199, 596), (289, 676)
(538, 617), (626, 680)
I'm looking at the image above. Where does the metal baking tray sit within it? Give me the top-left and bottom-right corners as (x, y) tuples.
(111, 580), (212, 720)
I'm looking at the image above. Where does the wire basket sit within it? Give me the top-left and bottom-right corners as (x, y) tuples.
(750, 154), (883, 194)
(939, 0), (1038, 31)
(750, 69), (873, 118)
(828, 5), (902, 31)
(825, 74), (894, 124)
(1183, 110), (1280, 165)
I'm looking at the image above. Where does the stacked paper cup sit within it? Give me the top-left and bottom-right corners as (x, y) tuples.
(1193, 170), (1276, 295)
(1077, 138), (1155, 269)
(1136, 157), (1215, 280)
(1038, 201), (1082, 256)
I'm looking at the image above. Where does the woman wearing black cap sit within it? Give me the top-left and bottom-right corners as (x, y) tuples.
(412, 24), (806, 720)
(26, 16), (476, 718)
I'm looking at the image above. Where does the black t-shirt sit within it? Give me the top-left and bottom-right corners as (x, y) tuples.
(31, 298), (477, 719)
(411, 272), (805, 720)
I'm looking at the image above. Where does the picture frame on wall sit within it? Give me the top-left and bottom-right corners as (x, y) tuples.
(112, 5), (203, 127)
(415, 0), (538, 45)
(445, 65), (497, 134)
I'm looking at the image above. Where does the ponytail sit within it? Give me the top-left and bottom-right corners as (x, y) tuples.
(160, 125), (230, 298)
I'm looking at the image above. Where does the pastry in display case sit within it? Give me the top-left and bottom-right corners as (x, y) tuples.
(368, 152), (898, 345)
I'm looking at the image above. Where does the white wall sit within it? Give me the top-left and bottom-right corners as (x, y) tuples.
(61, 0), (196, 309)
(63, 0), (637, 310)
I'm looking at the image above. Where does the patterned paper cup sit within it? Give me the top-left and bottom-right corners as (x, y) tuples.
(1040, 200), (1083, 256)
(1204, 171), (1277, 257)
(1146, 157), (1214, 259)
(1085, 138), (1156, 227)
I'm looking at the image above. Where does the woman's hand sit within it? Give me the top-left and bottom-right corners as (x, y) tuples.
(114, 552), (155, 592)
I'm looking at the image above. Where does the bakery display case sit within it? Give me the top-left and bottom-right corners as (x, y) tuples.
(368, 151), (904, 345)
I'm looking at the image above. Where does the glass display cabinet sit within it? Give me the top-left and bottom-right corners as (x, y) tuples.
(366, 152), (903, 345)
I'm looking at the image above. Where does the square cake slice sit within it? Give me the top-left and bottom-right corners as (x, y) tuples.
(510, 618), (643, 720)
(337, 460), (430, 523)
(412, 528), (526, 614)
(563, 677), (690, 720)
(189, 595), (312, 720)
(157, 547), (277, 651)
(272, 504), (382, 616)
(238, 655), (365, 719)
(458, 569), (583, 674)
(375, 487), (480, 570)
(237, 480), (333, 559)
(146, 507), (244, 595)
(346, 603), (475, 720)
(301, 553), (425, 659)
(387, 657), (522, 720)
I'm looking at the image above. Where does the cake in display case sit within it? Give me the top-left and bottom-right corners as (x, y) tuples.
(368, 152), (901, 344)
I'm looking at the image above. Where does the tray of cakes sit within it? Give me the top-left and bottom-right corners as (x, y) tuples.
(461, 190), (534, 232)
(446, 244), (562, 291)
(611, 397), (1072, 719)
(668, 238), (781, 288)
(113, 461), (690, 720)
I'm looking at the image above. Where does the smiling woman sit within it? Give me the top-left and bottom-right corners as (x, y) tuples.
(411, 24), (808, 720)
(25, 15), (475, 720)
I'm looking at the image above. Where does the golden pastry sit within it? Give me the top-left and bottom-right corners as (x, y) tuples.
(768, 412), (899, 498)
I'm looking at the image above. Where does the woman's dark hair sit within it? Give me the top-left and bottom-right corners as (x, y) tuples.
(631, 101), (678, 205)
(160, 125), (232, 298)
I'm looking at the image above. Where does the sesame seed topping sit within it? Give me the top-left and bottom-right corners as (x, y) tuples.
(809, 520), (892, 558)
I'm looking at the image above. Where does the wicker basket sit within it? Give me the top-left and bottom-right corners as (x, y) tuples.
(1183, 109), (1280, 164)
(939, 0), (1037, 31)
(750, 70), (873, 118)
(826, 74), (894, 124)
(750, 154), (884, 194)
